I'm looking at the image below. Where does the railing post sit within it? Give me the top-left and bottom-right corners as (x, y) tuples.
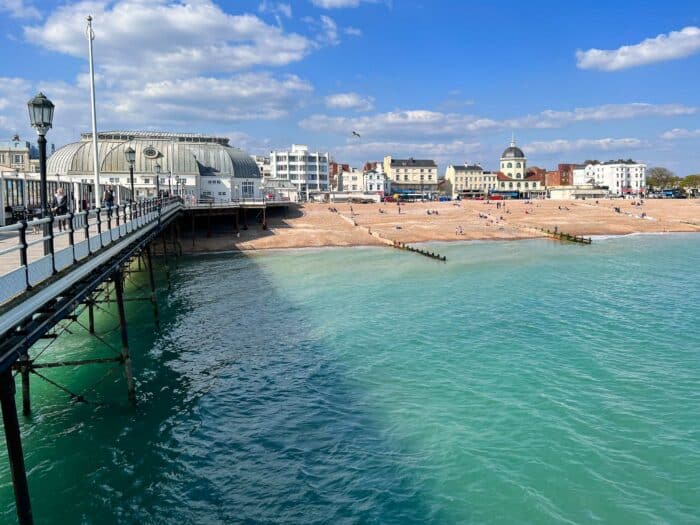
(83, 212), (90, 253)
(67, 212), (76, 263)
(95, 207), (102, 247)
(18, 221), (30, 291)
(47, 214), (56, 275)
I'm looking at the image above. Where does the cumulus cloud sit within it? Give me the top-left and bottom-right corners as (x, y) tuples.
(325, 92), (374, 111)
(660, 128), (700, 140)
(576, 26), (700, 71)
(111, 73), (313, 124)
(24, 1), (312, 82)
(524, 138), (644, 155)
(0, 0), (40, 19)
(301, 103), (696, 139)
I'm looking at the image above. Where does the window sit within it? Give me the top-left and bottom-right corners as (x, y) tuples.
(516, 163), (521, 168)
(242, 180), (255, 197)
(507, 162), (512, 168)
(404, 175), (408, 181)
(14, 154), (23, 164)
(109, 177), (120, 184)
(143, 177), (151, 184)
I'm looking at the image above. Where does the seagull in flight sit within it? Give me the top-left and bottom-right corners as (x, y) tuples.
(352, 131), (361, 138)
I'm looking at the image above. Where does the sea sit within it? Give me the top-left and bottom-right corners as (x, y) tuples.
(1, 233), (699, 524)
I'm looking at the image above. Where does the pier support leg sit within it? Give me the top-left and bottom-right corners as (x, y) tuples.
(0, 369), (34, 525)
(207, 208), (212, 238)
(19, 355), (30, 417)
(113, 269), (136, 404)
(88, 300), (95, 334)
(145, 245), (160, 330)
(242, 209), (248, 230)
(191, 213), (195, 248)
(235, 209), (240, 234)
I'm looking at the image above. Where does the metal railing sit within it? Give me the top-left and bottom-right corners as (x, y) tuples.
(0, 197), (182, 306)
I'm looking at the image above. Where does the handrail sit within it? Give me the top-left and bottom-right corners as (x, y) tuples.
(0, 197), (183, 306)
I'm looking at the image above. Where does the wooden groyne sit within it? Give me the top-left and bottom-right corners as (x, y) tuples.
(542, 228), (592, 244)
(392, 240), (447, 261)
(333, 209), (447, 261)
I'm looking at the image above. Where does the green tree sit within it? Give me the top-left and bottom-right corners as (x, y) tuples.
(647, 167), (681, 190)
(680, 174), (700, 188)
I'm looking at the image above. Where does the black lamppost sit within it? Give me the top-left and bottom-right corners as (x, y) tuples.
(154, 162), (161, 198)
(27, 92), (54, 218)
(124, 146), (135, 218)
(168, 169), (172, 197)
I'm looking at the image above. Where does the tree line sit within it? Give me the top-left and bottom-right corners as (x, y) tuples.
(647, 167), (700, 190)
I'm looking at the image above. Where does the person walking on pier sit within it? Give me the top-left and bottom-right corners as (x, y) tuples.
(51, 187), (68, 231)
(103, 186), (115, 218)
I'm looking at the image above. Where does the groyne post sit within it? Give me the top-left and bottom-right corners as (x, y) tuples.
(113, 269), (136, 404)
(0, 369), (34, 525)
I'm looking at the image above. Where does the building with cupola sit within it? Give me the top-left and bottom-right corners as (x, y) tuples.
(494, 138), (545, 198)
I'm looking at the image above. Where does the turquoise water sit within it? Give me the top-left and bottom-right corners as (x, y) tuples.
(1, 234), (699, 523)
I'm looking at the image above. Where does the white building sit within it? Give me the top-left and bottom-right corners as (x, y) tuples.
(252, 155), (271, 181)
(47, 131), (262, 203)
(580, 160), (646, 196)
(340, 168), (362, 192)
(363, 168), (391, 195)
(382, 156), (438, 197)
(270, 144), (329, 200)
(444, 164), (498, 198)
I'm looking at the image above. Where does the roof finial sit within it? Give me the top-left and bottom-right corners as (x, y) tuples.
(510, 131), (515, 147)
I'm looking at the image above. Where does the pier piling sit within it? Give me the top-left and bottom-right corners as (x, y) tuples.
(113, 269), (136, 404)
(19, 355), (30, 417)
(145, 245), (160, 330)
(0, 369), (34, 525)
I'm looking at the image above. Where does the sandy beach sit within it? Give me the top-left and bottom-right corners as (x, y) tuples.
(188, 199), (700, 252)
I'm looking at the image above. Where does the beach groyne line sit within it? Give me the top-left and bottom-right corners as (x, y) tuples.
(541, 228), (592, 244)
(335, 211), (447, 262)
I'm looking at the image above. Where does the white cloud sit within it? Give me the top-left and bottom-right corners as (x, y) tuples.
(325, 92), (374, 111)
(0, 0), (40, 19)
(524, 138), (644, 155)
(258, 1), (292, 18)
(301, 103), (696, 139)
(576, 26), (700, 71)
(24, 1), (312, 82)
(310, 0), (361, 8)
(344, 26), (362, 37)
(660, 128), (700, 140)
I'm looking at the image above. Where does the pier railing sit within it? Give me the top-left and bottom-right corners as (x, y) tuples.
(0, 197), (182, 306)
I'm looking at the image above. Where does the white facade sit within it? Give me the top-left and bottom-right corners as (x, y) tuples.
(270, 144), (329, 200)
(582, 161), (646, 196)
(252, 155), (271, 181)
(340, 169), (362, 192)
(444, 164), (498, 197)
(363, 169), (391, 194)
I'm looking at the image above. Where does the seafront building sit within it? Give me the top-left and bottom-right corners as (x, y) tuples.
(443, 164), (497, 198)
(269, 144), (329, 200)
(252, 155), (271, 181)
(494, 140), (545, 198)
(0, 135), (41, 173)
(363, 165), (391, 195)
(573, 160), (647, 196)
(48, 131), (261, 202)
(383, 156), (438, 198)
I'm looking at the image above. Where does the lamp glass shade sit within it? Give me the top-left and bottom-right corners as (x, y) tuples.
(154, 162), (161, 175)
(27, 92), (54, 134)
(124, 146), (136, 165)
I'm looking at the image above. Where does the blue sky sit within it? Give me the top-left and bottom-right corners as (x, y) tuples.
(1, 0), (700, 175)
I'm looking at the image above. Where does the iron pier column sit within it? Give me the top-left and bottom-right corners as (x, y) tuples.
(0, 369), (34, 525)
(113, 269), (136, 404)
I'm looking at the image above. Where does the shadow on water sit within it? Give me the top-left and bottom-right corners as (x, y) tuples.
(0, 246), (436, 524)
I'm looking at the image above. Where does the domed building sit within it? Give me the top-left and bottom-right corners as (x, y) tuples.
(48, 131), (261, 202)
(499, 138), (526, 179)
(493, 138), (545, 198)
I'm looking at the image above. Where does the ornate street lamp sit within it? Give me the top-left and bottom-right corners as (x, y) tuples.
(154, 162), (161, 198)
(27, 92), (54, 218)
(124, 146), (136, 218)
